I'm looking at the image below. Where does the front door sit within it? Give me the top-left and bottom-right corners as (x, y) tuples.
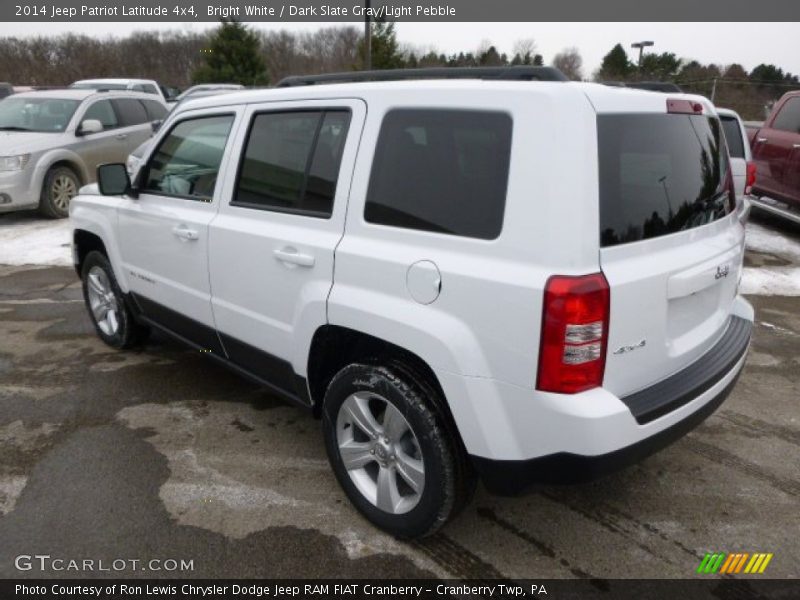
(117, 108), (241, 353)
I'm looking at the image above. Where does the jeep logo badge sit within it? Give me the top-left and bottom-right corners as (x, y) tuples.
(715, 265), (730, 280)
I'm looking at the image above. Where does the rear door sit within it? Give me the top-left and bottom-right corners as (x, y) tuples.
(111, 97), (158, 159)
(597, 109), (745, 397)
(208, 99), (365, 392)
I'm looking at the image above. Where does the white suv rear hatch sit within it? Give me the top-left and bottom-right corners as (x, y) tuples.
(591, 96), (744, 398)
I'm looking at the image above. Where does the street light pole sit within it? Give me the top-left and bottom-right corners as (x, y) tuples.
(631, 40), (654, 68)
(364, 0), (372, 70)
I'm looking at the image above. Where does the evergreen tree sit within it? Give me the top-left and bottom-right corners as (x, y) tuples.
(361, 21), (405, 70)
(596, 43), (632, 80)
(192, 20), (268, 86)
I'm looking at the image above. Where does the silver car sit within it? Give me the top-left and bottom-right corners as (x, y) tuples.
(0, 89), (166, 218)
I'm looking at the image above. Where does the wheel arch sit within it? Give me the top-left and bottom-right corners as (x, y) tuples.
(306, 325), (467, 452)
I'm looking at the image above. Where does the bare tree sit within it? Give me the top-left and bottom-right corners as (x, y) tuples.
(553, 47), (583, 80)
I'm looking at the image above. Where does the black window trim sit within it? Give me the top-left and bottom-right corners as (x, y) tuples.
(363, 107), (514, 241)
(137, 111), (236, 204)
(230, 107), (352, 220)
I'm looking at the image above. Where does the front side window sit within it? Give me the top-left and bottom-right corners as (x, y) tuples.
(598, 113), (732, 247)
(142, 115), (234, 201)
(772, 97), (800, 134)
(0, 97), (79, 132)
(83, 100), (118, 130)
(233, 110), (351, 217)
(364, 109), (513, 240)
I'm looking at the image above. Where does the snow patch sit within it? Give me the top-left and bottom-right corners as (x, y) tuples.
(0, 214), (71, 267)
(740, 267), (800, 296)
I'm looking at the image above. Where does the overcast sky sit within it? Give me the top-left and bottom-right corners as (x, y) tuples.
(4, 22), (799, 77)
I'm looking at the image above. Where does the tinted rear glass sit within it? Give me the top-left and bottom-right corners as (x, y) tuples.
(365, 109), (512, 240)
(720, 116), (745, 159)
(598, 114), (731, 248)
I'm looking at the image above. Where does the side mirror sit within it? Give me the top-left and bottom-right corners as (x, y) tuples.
(77, 119), (103, 136)
(97, 163), (131, 196)
(151, 119), (163, 134)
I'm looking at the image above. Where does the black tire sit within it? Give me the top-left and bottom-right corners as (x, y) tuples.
(322, 363), (474, 539)
(39, 165), (80, 219)
(80, 251), (148, 349)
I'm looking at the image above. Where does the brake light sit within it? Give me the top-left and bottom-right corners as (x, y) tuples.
(537, 273), (610, 394)
(745, 161), (757, 195)
(666, 98), (704, 114)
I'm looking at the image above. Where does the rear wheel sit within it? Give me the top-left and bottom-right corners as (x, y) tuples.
(39, 165), (80, 219)
(81, 251), (147, 349)
(322, 363), (473, 538)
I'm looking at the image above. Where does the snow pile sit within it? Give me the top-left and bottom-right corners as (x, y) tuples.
(741, 222), (800, 296)
(0, 213), (72, 267)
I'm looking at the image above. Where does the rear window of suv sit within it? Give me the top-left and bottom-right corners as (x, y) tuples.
(365, 109), (512, 240)
(598, 113), (732, 247)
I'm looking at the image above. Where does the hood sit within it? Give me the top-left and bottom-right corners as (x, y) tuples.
(0, 130), (69, 154)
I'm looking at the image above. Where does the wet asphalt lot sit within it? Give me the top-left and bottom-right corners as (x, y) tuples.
(0, 216), (798, 580)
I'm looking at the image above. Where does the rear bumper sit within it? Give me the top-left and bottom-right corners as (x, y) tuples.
(467, 315), (752, 494)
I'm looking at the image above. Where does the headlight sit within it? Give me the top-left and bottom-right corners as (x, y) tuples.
(0, 154), (30, 172)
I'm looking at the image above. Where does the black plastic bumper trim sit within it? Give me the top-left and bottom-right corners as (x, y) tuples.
(621, 316), (752, 424)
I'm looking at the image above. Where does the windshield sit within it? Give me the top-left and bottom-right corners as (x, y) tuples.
(598, 113), (732, 247)
(0, 97), (80, 132)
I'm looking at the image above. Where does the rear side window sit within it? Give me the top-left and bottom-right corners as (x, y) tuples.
(772, 97), (800, 134)
(233, 110), (351, 218)
(598, 114), (732, 248)
(720, 116), (745, 159)
(365, 109), (512, 240)
(113, 98), (148, 126)
(142, 100), (167, 121)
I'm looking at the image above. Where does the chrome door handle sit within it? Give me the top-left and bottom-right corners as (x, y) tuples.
(756, 137), (768, 143)
(115, 133), (128, 140)
(274, 247), (315, 267)
(172, 225), (199, 241)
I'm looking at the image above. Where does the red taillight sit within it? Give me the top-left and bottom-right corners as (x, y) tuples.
(536, 273), (610, 394)
(745, 161), (757, 194)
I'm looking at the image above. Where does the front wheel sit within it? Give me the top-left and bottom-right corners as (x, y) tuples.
(322, 364), (472, 538)
(39, 165), (80, 218)
(81, 251), (147, 349)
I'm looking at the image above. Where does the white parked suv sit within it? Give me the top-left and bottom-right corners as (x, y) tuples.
(70, 67), (753, 538)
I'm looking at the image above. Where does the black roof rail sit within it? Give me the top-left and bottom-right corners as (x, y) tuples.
(276, 66), (568, 88)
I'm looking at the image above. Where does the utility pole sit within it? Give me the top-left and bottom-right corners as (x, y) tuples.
(364, 0), (372, 70)
(631, 40), (654, 68)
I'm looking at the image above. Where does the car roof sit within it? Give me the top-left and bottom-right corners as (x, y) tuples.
(176, 79), (710, 115)
(73, 78), (157, 85)
(716, 108), (741, 119)
(9, 89), (161, 102)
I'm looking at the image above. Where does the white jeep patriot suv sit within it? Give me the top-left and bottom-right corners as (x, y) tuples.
(70, 67), (753, 539)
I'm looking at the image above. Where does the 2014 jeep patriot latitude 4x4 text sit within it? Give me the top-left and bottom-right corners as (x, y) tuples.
(70, 68), (753, 538)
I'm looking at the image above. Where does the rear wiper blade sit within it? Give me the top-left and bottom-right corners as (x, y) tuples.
(0, 126), (32, 131)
